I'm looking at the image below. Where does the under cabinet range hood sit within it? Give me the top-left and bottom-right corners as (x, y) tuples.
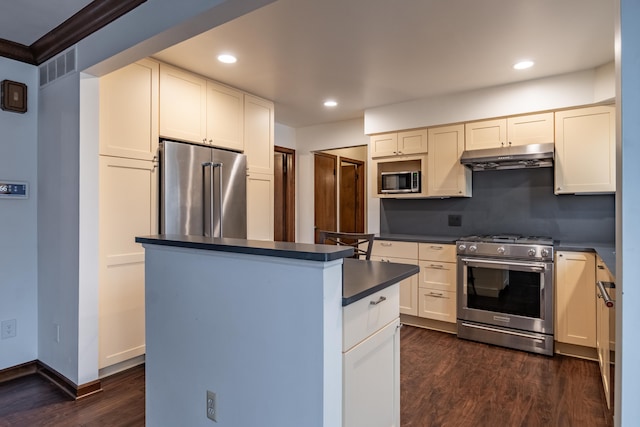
(460, 143), (555, 171)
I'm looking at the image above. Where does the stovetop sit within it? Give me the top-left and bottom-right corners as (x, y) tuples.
(458, 234), (554, 246)
(456, 234), (554, 260)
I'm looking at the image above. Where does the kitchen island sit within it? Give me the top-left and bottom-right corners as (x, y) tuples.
(135, 234), (419, 427)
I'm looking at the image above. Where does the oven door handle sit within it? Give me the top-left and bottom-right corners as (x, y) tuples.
(460, 322), (546, 343)
(459, 257), (547, 272)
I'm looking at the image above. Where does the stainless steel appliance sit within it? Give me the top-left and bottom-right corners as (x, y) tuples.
(379, 170), (421, 194)
(456, 235), (554, 355)
(460, 142), (554, 171)
(159, 139), (247, 238)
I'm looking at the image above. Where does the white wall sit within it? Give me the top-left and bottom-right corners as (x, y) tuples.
(34, 0), (275, 385)
(616, 0), (640, 424)
(365, 64), (616, 135)
(275, 122), (296, 150)
(0, 58), (38, 370)
(295, 119), (373, 243)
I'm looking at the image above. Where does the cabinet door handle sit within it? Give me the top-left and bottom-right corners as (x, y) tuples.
(381, 242), (393, 247)
(370, 296), (387, 306)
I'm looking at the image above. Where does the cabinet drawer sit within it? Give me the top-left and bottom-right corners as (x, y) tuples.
(417, 288), (457, 323)
(418, 243), (456, 262)
(343, 283), (399, 352)
(419, 261), (456, 292)
(372, 240), (418, 259)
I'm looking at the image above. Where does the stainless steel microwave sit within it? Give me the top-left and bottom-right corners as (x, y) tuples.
(380, 171), (421, 193)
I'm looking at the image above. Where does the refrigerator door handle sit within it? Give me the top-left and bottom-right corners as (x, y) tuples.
(202, 162), (224, 237)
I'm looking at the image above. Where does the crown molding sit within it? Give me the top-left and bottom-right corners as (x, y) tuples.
(0, 0), (146, 66)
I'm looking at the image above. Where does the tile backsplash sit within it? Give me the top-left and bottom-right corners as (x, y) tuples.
(380, 168), (615, 243)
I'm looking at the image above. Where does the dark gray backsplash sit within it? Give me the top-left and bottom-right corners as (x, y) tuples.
(380, 168), (615, 243)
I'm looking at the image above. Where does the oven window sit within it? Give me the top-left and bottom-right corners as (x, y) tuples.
(465, 266), (541, 318)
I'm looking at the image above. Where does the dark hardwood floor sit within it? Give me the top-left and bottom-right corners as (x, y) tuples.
(0, 326), (613, 426)
(400, 326), (613, 427)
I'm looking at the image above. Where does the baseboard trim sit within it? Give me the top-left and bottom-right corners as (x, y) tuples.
(0, 360), (103, 400)
(400, 314), (458, 334)
(0, 360), (38, 383)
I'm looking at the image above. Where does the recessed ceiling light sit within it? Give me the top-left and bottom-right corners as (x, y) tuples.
(513, 60), (534, 70)
(217, 54), (237, 64)
(324, 100), (338, 107)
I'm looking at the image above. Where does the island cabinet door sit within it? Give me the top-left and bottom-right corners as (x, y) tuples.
(343, 319), (400, 427)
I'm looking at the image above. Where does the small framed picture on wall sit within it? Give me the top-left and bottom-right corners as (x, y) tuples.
(1, 80), (27, 113)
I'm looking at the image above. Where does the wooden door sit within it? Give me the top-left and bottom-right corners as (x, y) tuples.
(314, 153), (337, 243)
(274, 146), (295, 242)
(339, 158), (365, 233)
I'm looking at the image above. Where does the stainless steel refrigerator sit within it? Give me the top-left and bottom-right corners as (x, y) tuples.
(159, 139), (247, 238)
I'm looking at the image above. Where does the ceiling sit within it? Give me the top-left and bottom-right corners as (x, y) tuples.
(0, 0), (615, 128)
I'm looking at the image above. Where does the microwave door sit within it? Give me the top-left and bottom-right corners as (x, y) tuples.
(381, 174), (398, 193)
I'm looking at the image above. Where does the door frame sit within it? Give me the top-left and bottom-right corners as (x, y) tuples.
(274, 146), (296, 242)
(339, 156), (365, 233)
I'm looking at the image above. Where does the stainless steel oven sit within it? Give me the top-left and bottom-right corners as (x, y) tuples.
(456, 235), (554, 356)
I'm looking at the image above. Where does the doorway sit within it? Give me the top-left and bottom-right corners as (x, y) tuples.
(313, 146), (367, 243)
(339, 157), (365, 233)
(314, 152), (337, 243)
(274, 146), (295, 242)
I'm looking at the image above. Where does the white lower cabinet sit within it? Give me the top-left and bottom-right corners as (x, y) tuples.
(343, 284), (400, 427)
(417, 243), (457, 323)
(417, 287), (456, 323)
(246, 172), (274, 240)
(344, 319), (400, 427)
(98, 156), (157, 369)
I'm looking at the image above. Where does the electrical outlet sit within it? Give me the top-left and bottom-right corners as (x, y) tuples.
(448, 214), (462, 227)
(206, 390), (217, 422)
(1, 319), (17, 339)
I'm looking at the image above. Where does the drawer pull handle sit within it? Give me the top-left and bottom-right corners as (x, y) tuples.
(429, 292), (444, 297)
(430, 246), (443, 250)
(381, 242), (393, 247)
(430, 264), (444, 268)
(370, 296), (387, 305)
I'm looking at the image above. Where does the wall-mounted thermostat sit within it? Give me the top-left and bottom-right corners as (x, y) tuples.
(0, 181), (28, 199)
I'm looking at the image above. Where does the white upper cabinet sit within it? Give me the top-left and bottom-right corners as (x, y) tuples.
(159, 64), (244, 152)
(465, 112), (554, 150)
(159, 64), (207, 144)
(371, 129), (428, 158)
(244, 94), (275, 174)
(554, 105), (616, 194)
(99, 58), (159, 161)
(206, 81), (244, 151)
(427, 124), (471, 197)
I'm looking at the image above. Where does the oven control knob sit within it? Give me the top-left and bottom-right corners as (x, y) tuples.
(458, 244), (467, 252)
(497, 246), (505, 255)
(469, 245), (477, 253)
(541, 249), (550, 257)
(528, 249), (536, 257)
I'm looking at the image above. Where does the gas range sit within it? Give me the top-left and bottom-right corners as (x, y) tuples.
(456, 234), (554, 261)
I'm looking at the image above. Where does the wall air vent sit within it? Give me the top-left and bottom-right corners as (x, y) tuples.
(39, 47), (77, 88)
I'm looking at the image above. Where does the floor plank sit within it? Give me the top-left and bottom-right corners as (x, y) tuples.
(0, 326), (613, 426)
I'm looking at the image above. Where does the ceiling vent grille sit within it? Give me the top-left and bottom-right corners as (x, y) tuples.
(39, 47), (77, 88)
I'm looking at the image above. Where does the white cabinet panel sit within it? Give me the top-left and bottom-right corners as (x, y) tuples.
(343, 319), (400, 427)
(99, 58), (159, 160)
(554, 105), (616, 194)
(244, 94), (274, 174)
(555, 251), (596, 347)
(99, 156), (157, 368)
(206, 81), (244, 151)
(159, 64), (207, 144)
(247, 172), (274, 240)
(427, 124), (471, 197)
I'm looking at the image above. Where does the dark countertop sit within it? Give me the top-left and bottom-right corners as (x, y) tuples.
(136, 235), (419, 307)
(376, 233), (617, 278)
(556, 241), (616, 278)
(135, 234), (354, 262)
(342, 258), (420, 306)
